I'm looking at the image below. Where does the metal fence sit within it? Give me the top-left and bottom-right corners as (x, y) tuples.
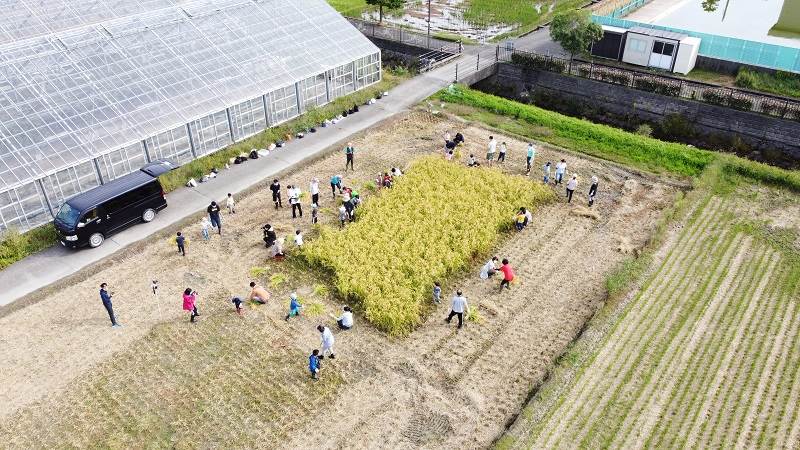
(591, 15), (800, 73)
(348, 17), (462, 51)
(593, 0), (651, 18)
(499, 48), (800, 121)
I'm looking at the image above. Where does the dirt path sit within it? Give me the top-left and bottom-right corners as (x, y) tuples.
(0, 111), (675, 448)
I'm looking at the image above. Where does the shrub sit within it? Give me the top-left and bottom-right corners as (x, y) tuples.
(633, 77), (681, 96)
(657, 113), (696, 141)
(303, 157), (554, 335)
(701, 89), (727, 105)
(510, 52), (567, 73)
(728, 95), (753, 111)
(269, 273), (288, 288)
(0, 224), (59, 269)
(636, 123), (653, 137)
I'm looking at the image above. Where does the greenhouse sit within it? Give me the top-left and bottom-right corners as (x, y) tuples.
(0, 0), (381, 232)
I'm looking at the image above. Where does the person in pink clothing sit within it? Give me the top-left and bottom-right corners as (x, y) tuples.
(183, 288), (200, 323)
(499, 259), (515, 292)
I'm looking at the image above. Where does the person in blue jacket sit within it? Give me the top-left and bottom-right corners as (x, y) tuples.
(309, 349), (321, 380)
(285, 293), (302, 321)
(99, 283), (120, 328)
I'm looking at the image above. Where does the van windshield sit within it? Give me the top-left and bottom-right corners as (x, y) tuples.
(55, 203), (81, 227)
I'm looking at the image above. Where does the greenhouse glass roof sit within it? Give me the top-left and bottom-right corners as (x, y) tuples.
(0, 0), (378, 190)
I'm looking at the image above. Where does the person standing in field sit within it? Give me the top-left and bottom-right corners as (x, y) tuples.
(176, 231), (186, 256)
(344, 142), (355, 171)
(311, 203), (319, 225)
(499, 259), (515, 292)
(249, 281), (270, 304)
(330, 174), (343, 198)
(486, 136), (496, 166)
(183, 288), (199, 323)
(555, 159), (567, 185)
(317, 325), (335, 359)
(446, 290), (469, 329)
(543, 162), (552, 184)
(207, 201), (222, 235)
(309, 349), (321, 381)
(310, 177), (320, 206)
(99, 283), (121, 328)
(285, 292), (302, 321)
(566, 175), (578, 203)
(226, 193), (236, 214)
(338, 204), (348, 228)
(289, 185), (303, 218)
(498, 141), (507, 163)
(270, 179), (282, 209)
(433, 281), (442, 304)
(200, 217), (210, 241)
(526, 143), (536, 174)
(588, 176), (599, 207)
(294, 229), (304, 247)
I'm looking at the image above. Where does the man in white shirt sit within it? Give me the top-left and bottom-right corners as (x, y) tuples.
(566, 174), (578, 203)
(555, 159), (567, 185)
(317, 325), (335, 359)
(337, 306), (354, 330)
(309, 178), (320, 206)
(289, 185), (302, 218)
(446, 290), (469, 329)
(480, 256), (499, 279)
(486, 136), (496, 166)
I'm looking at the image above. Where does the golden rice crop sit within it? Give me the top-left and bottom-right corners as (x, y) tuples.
(303, 156), (554, 335)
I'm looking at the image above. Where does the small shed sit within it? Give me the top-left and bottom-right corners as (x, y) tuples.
(620, 26), (700, 74)
(590, 25), (628, 60)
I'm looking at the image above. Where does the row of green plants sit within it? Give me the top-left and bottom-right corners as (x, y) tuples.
(735, 68), (800, 99)
(0, 224), (59, 270)
(303, 157), (555, 335)
(159, 70), (405, 192)
(510, 53), (567, 74)
(437, 86), (800, 191)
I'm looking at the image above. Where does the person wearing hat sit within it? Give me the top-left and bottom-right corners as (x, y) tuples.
(207, 201), (222, 234)
(285, 293), (302, 321)
(588, 176), (599, 207)
(344, 142), (355, 171)
(566, 174), (578, 203)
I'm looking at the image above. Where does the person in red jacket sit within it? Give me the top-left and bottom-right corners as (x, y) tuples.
(183, 288), (200, 323)
(499, 258), (515, 292)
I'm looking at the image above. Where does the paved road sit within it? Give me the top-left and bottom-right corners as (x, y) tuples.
(0, 63), (456, 307)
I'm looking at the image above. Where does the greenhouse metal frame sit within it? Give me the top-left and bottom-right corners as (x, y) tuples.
(0, 0), (381, 232)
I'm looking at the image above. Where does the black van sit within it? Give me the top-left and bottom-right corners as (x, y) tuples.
(54, 160), (176, 248)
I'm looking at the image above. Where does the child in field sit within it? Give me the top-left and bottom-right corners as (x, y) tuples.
(445, 149), (454, 161)
(309, 349), (321, 380)
(176, 231), (186, 256)
(468, 154), (480, 167)
(294, 230), (304, 247)
(515, 210), (527, 231)
(285, 293), (302, 321)
(200, 217), (210, 241)
(498, 141), (507, 163)
(433, 281), (442, 304)
(555, 159), (567, 185)
(339, 205), (348, 228)
(526, 143), (536, 174)
(311, 203), (318, 225)
(231, 297), (243, 316)
(183, 288), (199, 322)
(337, 306), (354, 330)
(226, 193), (236, 214)
(588, 176), (599, 207)
(543, 162), (552, 184)
(499, 259), (515, 292)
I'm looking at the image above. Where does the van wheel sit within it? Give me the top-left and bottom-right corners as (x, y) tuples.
(89, 233), (105, 248)
(142, 208), (156, 223)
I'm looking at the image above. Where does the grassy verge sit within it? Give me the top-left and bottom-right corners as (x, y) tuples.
(433, 31), (478, 45)
(437, 86), (800, 191)
(0, 224), (59, 270)
(158, 69), (407, 192)
(735, 68), (800, 99)
(683, 68), (736, 86)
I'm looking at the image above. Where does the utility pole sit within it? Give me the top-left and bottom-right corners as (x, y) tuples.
(427, 0), (431, 49)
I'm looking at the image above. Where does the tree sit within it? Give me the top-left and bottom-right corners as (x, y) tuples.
(549, 10), (603, 61)
(366, 0), (404, 23)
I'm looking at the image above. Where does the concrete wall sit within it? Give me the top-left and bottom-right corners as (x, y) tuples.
(480, 62), (800, 165)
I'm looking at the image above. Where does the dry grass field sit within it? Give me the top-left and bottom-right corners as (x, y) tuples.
(0, 110), (675, 449)
(502, 171), (800, 449)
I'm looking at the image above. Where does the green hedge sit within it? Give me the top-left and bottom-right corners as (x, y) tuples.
(0, 224), (59, 270)
(437, 86), (800, 192)
(437, 85), (714, 176)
